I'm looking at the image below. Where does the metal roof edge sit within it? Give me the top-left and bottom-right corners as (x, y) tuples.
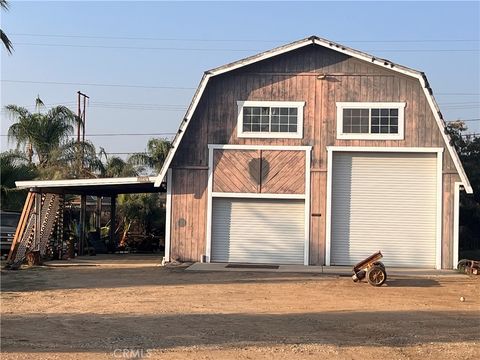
(16, 176), (157, 189)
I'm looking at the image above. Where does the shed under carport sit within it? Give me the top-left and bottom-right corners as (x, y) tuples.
(9, 177), (166, 265)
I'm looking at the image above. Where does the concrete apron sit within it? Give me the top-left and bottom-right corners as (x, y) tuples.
(186, 262), (464, 278)
(44, 254), (163, 268)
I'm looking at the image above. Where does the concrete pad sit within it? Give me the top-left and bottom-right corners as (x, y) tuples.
(186, 262), (465, 278)
(44, 254), (163, 268)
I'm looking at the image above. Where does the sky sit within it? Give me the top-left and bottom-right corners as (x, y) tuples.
(1, 1), (479, 157)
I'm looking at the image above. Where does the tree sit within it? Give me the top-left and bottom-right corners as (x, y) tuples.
(446, 121), (480, 256)
(128, 138), (171, 174)
(6, 99), (82, 166)
(98, 147), (138, 178)
(42, 140), (104, 179)
(0, 0), (13, 54)
(0, 151), (37, 210)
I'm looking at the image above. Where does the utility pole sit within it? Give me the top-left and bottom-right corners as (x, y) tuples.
(77, 91), (89, 142)
(76, 91), (90, 171)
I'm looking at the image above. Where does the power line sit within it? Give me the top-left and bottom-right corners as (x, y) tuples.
(0, 132), (176, 137)
(1, 79), (196, 90)
(435, 93), (480, 95)
(10, 33), (480, 43)
(439, 101), (480, 105)
(3, 79), (479, 95)
(1, 101), (188, 109)
(12, 42), (480, 52)
(15, 43), (262, 52)
(442, 105), (480, 109)
(446, 119), (480, 122)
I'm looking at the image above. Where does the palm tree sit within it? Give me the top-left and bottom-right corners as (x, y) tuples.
(98, 147), (138, 178)
(128, 138), (171, 175)
(6, 100), (82, 166)
(42, 140), (104, 179)
(1, 0), (13, 54)
(0, 151), (37, 210)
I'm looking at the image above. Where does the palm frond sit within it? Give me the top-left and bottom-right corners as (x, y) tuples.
(0, 29), (13, 54)
(127, 152), (152, 167)
(5, 104), (30, 119)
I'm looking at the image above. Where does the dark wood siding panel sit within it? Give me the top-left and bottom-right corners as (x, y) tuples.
(261, 150), (305, 194)
(170, 169), (207, 262)
(213, 149), (260, 193)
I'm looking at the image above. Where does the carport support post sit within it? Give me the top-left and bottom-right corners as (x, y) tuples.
(79, 194), (87, 256)
(110, 195), (116, 251)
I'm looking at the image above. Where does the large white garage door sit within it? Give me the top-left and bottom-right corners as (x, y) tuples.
(331, 152), (437, 268)
(212, 198), (305, 264)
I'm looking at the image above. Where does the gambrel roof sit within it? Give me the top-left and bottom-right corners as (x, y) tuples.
(154, 35), (472, 193)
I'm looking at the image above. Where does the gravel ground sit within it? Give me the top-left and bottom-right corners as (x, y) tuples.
(1, 264), (479, 359)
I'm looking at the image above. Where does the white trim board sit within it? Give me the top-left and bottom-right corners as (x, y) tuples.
(436, 151), (443, 270)
(205, 144), (311, 266)
(153, 35), (472, 194)
(164, 169), (172, 262)
(325, 146), (443, 269)
(208, 144), (312, 151)
(453, 182), (462, 269)
(326, 146), (444, 153)
(212, 192), (306, 199)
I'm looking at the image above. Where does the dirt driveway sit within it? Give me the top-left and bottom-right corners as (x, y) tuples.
(1, 264), (479, 359)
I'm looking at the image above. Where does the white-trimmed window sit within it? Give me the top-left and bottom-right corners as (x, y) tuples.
(237, 101), (305, 139)
(336, 102), (406, 140)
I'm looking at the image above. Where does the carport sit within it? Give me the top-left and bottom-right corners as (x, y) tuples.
(8, 177), (166, 267)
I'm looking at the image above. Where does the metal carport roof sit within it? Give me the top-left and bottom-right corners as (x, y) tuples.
(15, 176), (166, 196)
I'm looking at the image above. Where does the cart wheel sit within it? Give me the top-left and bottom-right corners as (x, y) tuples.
(367, 266), (387, 286)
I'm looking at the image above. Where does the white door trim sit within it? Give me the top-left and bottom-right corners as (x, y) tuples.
(209, 144), (312, 151)
(205, 147), (214, 262)
(325, 147), (444, 269)
(304, 148), (311, 265)
(453, 182), (462, 269)
(436, 151), (443, 269)
(212, 192), (306, 199)
(206, 144), (312, 265)
(164, 169), (172, 262)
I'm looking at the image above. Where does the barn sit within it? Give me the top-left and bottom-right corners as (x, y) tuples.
(154, 36), (472, 269)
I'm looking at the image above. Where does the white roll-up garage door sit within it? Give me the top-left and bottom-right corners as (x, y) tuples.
(212, 198), (305, 264)
(331, 152), (437, 268)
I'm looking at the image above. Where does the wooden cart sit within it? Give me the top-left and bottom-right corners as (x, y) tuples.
(352, 251), (387, 286)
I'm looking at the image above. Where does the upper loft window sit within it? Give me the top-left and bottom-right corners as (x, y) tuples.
(336, 102), (406, 140)
(237, 101), (305, 139)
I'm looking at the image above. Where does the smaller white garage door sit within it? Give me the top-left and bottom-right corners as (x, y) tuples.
(211, 198), (305, 264)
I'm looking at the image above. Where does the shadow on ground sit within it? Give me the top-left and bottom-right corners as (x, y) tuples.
(0, 266), (445, 292)
(1, 310), (478, 353)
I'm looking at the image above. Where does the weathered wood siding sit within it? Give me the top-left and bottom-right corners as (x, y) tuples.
(261, 150), (305, 194)
(170, 169), (207, 262)
(213, 150), (260, 193)
(170, 44), (460, 267)
(213, 149), (305, 194)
